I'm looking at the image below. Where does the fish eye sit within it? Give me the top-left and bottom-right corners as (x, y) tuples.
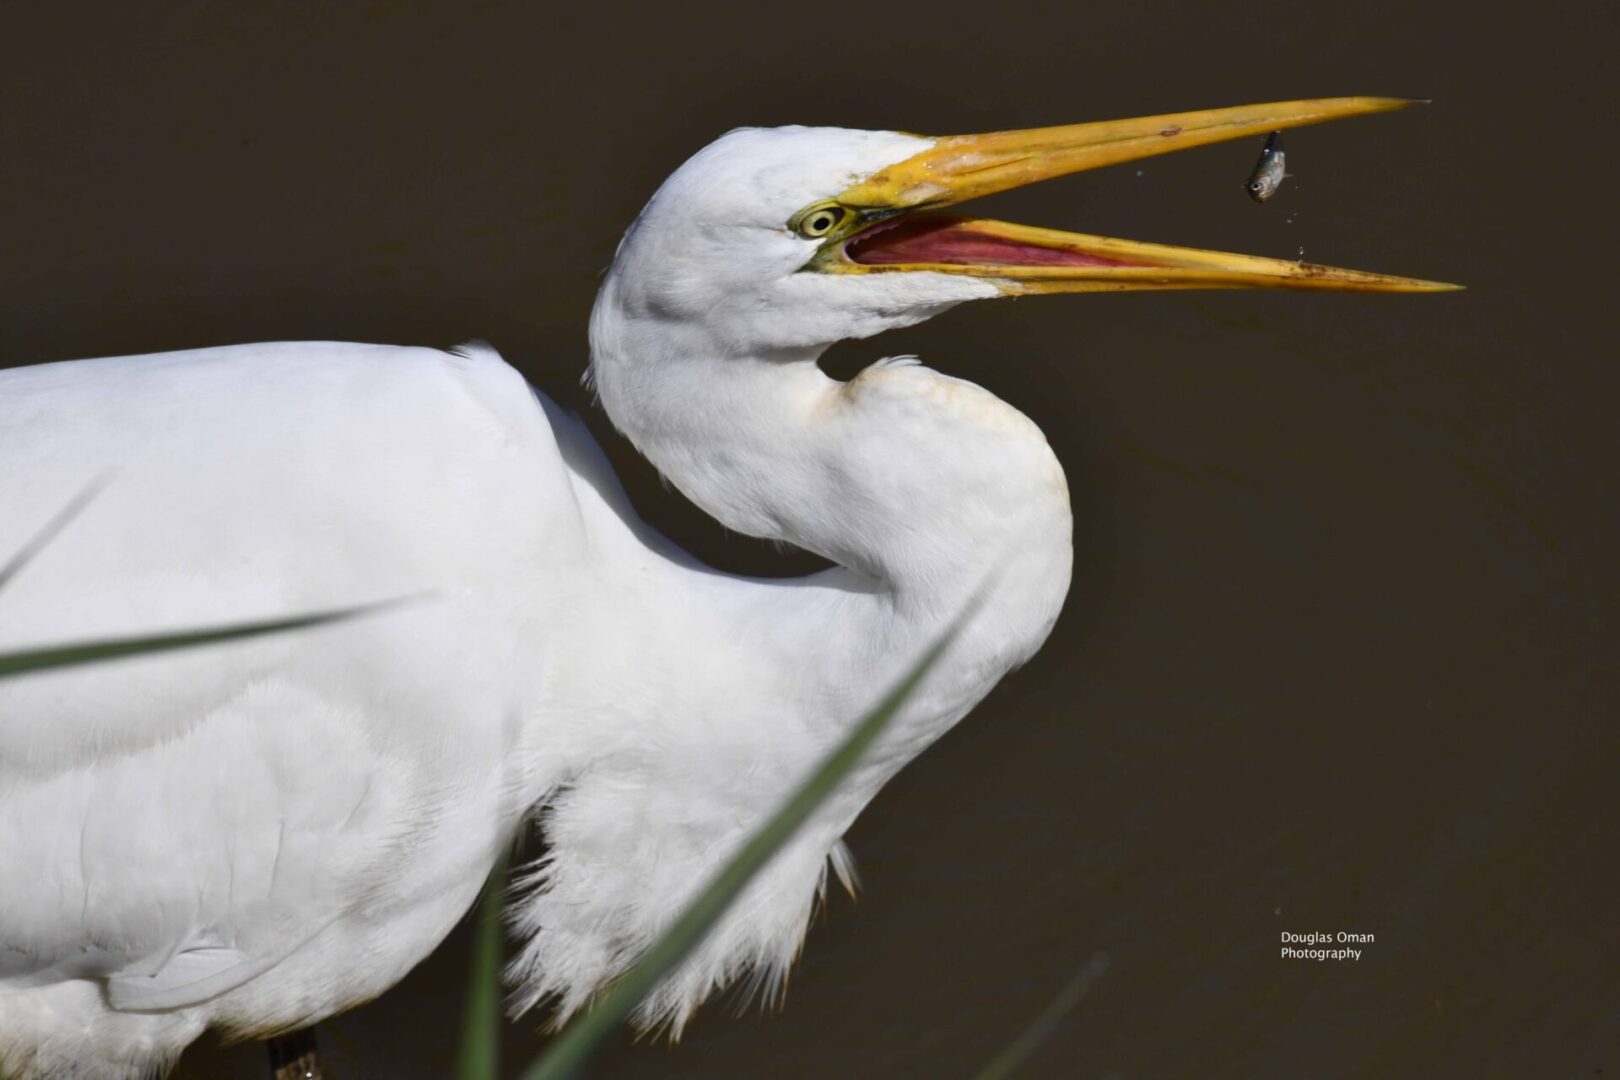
(790, 203), (850, 239)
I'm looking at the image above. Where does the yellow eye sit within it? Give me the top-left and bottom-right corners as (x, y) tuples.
(791, 203), (849, 239)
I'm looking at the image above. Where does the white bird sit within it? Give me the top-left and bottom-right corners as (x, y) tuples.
(0, 98), (1452, 1077)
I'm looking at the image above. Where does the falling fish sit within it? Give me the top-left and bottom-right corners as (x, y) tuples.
(1245, 131), (1287, 203)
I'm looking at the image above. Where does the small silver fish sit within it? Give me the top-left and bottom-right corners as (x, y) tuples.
(1245, 131), (1286, 203)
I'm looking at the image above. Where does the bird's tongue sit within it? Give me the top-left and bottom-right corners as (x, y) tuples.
(845, 215), (1144, 268)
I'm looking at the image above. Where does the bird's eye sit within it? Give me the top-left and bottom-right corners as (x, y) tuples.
(790, 203), (850, 240)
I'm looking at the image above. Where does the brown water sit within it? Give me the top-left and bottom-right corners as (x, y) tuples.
(2, 2), (1615, 1076)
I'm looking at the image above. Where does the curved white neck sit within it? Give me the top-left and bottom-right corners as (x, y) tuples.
(591, 287), (1069, 594)
(586, 281), (1074, 719)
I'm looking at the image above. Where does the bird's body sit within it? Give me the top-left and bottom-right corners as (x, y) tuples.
(0, 342), (579, 1068)
(0, 339), (1070, 1075)
(0, 101), (1449, 1076)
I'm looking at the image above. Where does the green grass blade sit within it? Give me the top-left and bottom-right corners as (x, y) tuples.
(974, 952), (1111, 1080)
(0, 477), (109, 594)
(456, 852), (509, 1080)
(520, 620), (970, 1080)
(0, 600), (408, 681)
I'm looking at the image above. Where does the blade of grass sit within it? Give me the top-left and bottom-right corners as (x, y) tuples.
(456, 852), (509, 1080)
(0, 599), (412, 680)
(520, 617), (971, 1080)
(0, 476), (110, 594)
(974, 952), (1111, 1080)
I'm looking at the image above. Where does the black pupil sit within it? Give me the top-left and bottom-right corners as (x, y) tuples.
(814, 213), (833, 231)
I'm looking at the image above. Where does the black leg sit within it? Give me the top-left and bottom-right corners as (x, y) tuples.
(266, 1026), (322, 1080)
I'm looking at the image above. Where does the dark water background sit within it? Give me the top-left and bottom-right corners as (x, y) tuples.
(2, 2), (1616, 1076)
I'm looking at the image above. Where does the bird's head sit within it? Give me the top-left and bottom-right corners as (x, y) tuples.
(586, 98), (1460, 556)
(593, 97), (1458, 360)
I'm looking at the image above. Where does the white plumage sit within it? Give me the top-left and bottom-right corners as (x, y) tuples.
(0, 104), (1444, 1076)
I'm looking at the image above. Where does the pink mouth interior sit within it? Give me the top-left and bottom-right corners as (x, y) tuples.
(844, 216), (1143, 268)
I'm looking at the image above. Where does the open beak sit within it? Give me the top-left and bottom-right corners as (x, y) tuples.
(818, 97), (1460, 294)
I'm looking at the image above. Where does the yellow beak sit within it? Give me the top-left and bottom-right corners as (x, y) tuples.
(821, 97), (1460, 294)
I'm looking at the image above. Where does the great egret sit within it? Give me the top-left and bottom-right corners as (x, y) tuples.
(0, 98), (1452, 1077)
